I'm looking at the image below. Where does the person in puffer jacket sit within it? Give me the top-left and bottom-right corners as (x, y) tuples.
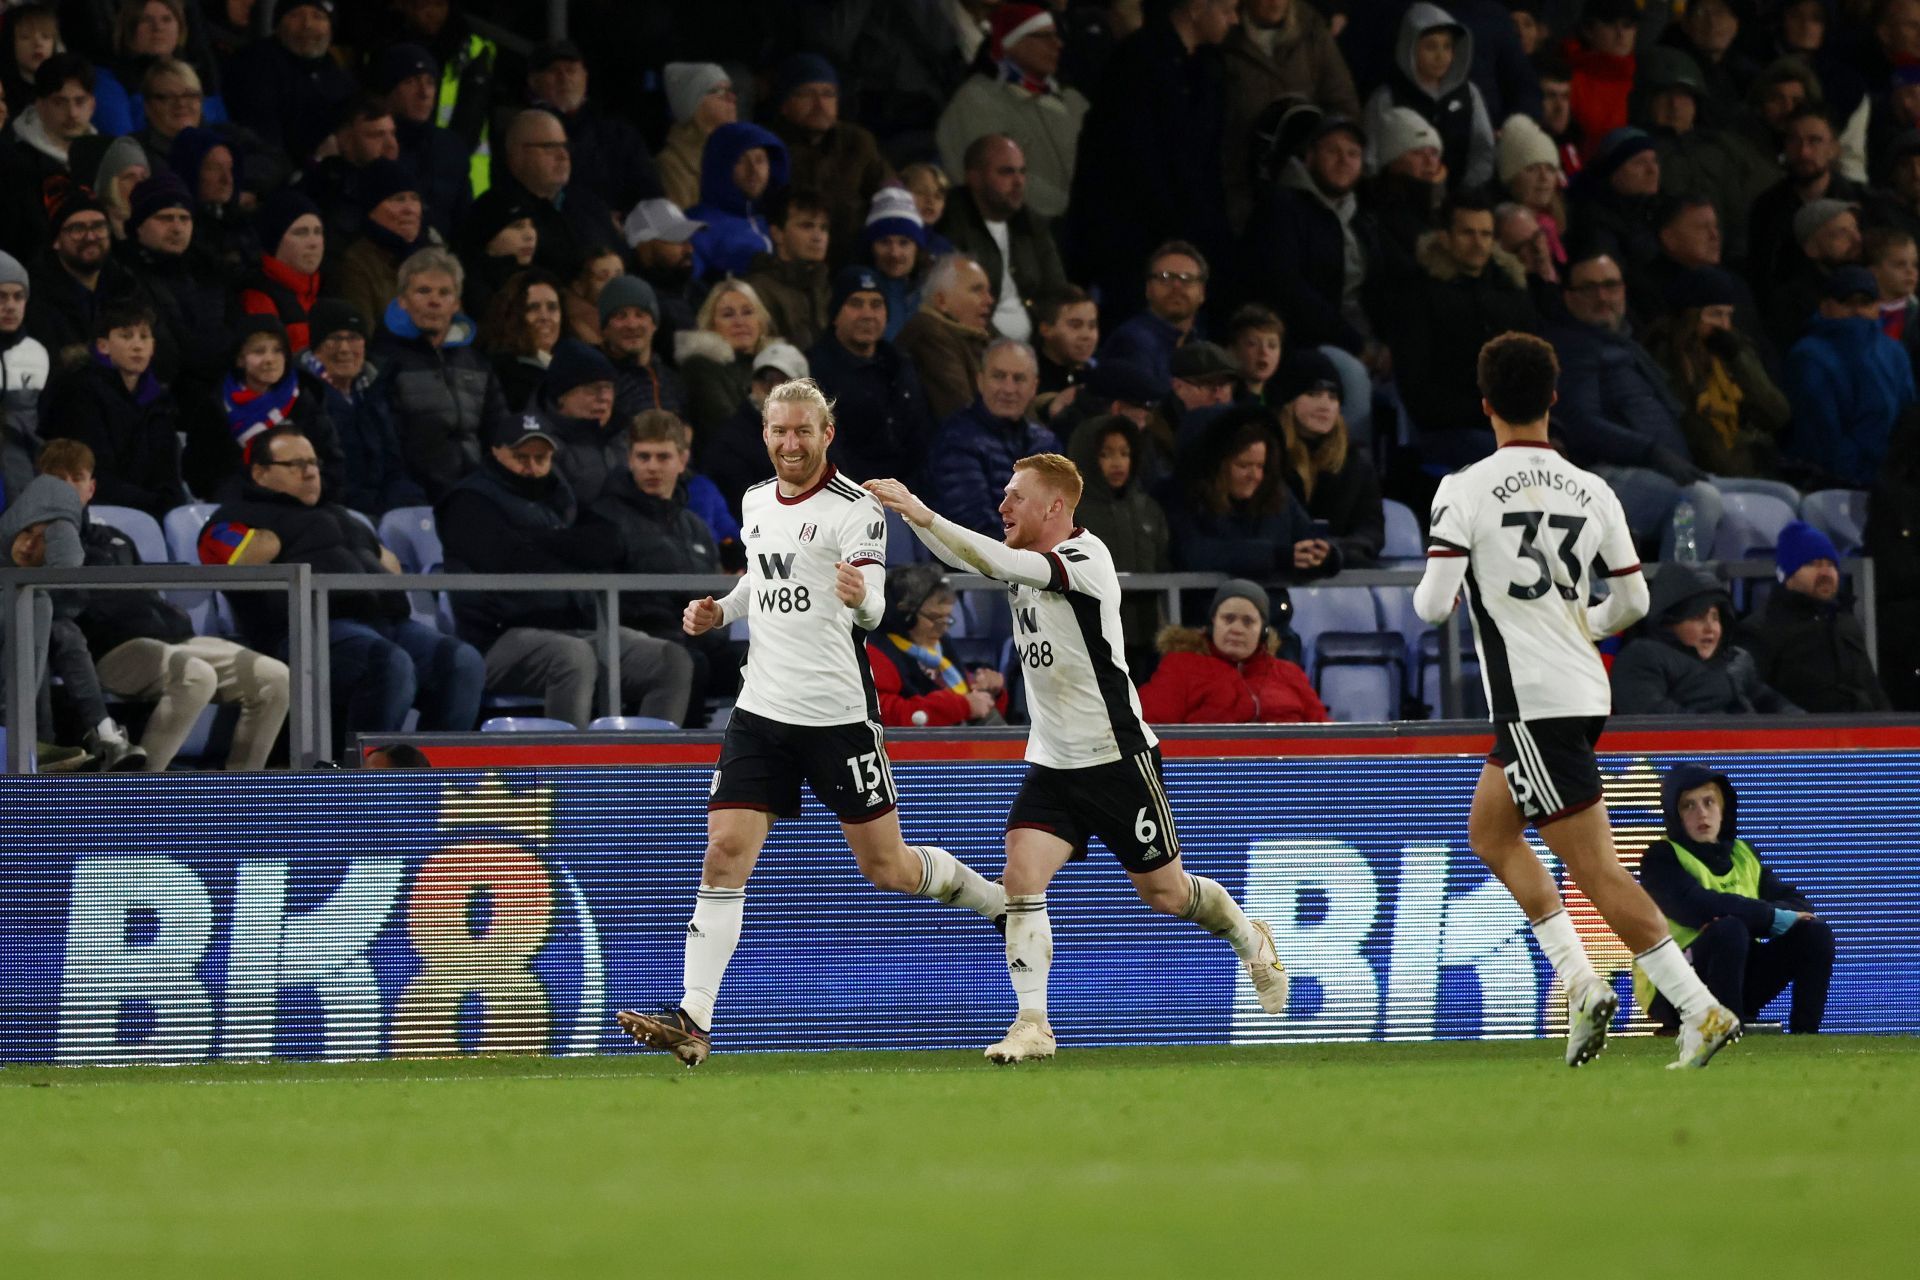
(1609, 562), (1800, 715)
(1138, 579), (1328, 724)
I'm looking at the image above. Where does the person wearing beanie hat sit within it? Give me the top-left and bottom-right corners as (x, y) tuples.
(1567, 126), (1666, 304)
(1641, 263), (1790, 480)
(1374, 106), (1444, 175)
(124, 172), (192, 241)
(333, 159), (427, 332)
(1362, 4), (1496, 191)
(298, 296), (427, 517)
(1612, 563), (1799, 716)
(1269, 345), (1386, 566)
(803, 262), (936, 484)
(766, 51), (892, 269)
(1635, 47), (1778, 267)
(110, 170), (226, 396)
(1367, 106), (1449, 257)
(659, 63), (738, 210)
(860, 186), (927, 340)
(1729, 521), (1891, 711)
(238, 187), (326, 353)
(92, 137), (151, 238)
(597, 275), (659, 329)
(1496, 113), (1568, 265)
(531, 337), (625, 506)
(597, 272), (685, 423)
(20, 191), (136, 364)
(933, 4), (1090, 221)
(1138, 572), (1328, 724)
(0, 249), (52, 505)
(1785, 248), (1918, 487)
(376, 43), (473, 243)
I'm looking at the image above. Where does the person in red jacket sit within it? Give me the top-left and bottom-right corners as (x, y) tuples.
(1561, 0), (1638, 161)
(866, 563), (1008, 726)
(1139, 579), (1329, 724)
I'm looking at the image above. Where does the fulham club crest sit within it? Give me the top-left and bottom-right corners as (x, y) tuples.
(799, 523), (817, 543)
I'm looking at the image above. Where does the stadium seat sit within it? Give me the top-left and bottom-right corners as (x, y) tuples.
(90, 505), (168, 566)
(883, 508), (925, 565)
(378, 507), (446, 631)
(1312, 632), (1405, 722)
(587, 716), (679, 730)
(1417, 623), (1487, 720)
(1380, 499), (1423, 562)
(1372, 586), (1425, 693)
(480, 716), (576, 732)
(1798, 489), (1870, 553)
(1289, 586), (1379, 674)
(161, 502), (230, 635)
(347, 508), (377, 534)
(960, 587), (1013, 639)
(1711, 492), (1798, 561)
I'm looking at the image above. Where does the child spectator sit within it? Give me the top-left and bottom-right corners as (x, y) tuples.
(1734, 521), (1891, 713)
(1865, 225), (1920, 383)
(1067, 412), (1170, 668)
(1227, 304), (1284, 407)
(39, 300), (185, 518)
(865, 565), (1007, 727)
(1139, 580), (1328, 724)
(1610, 564), (1799, 715)
(1033, 284), (1098, 415)
(188, 315), (343, 501)
(1273, 349), (1383, 566)
(1363, 4), (1494, 190)
(897, 161), (955, 256)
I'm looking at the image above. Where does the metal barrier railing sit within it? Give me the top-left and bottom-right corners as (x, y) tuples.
(0, 559), (1877, 773)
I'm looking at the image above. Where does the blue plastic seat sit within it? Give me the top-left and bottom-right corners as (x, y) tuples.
(1380, 499), (1423, 562)
(161, 502), (230, 635)
(377, 507), (446, 630)
(883, 507), (926, 565)
(587, 716), (679, 731)
(89, 505), (167, 566)
(480, 716), (577, 732)
(1711, 492), (1799, 561)
(1797, 489), (1869, 554)
(1288, 586), (1379, 674)
(1312, 632), (1406, 722)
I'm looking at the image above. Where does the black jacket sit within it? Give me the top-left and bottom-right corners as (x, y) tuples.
(1281, 439), (1385, 568)
(1609, 564), (1799, 715)
(114, 240), (233, 390)
(1392, 234), (1539, 437)
(205, 481), (406, 648)
(527, 100), (661, 216)
(1242, 176), (1381, 354)
(808, 334), (937, 484)
(393, 116), (473, 240)
(1732, 586), (1890, 713)
(608, 348), (687, 423)
(369, 320), (514, 501)
(539, 403), (625, 509)
(223, 38), (355, 165)
(39, 360), (186, 518)
(463, 172), (622, 283)
(1166, 405), (1342, 582)
(73, 511), (194, 658)
(1638, 764), (1811, 934)
(183, 368), (345, 506)
(435, 453), (621, 645)
(23, 249), (144, 367)
(584, 469), (720, 633)
(936, 188), (1068, 330)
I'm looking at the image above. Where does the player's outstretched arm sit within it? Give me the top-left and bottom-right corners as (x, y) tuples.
(864, 477), (1057, 589)
(1413, 553), (1468, 624)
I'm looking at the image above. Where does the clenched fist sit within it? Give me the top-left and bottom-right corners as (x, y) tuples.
(834, 561), (865, 607)
(684, 595), (723, 636)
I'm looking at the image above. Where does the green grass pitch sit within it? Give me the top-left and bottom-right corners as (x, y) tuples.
(5, 1036), (1917, 1278)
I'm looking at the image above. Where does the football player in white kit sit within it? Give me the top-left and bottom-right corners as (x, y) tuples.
(866, 456), (1290, 1064)
(615, 379), (1006, 1066)
(1413, 333), (1741, 1069)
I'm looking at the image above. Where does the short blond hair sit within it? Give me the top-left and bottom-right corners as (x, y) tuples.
(763, 376), (836, 429)
(1014, 452), (1083, 511)
(696, 277), (775, 354)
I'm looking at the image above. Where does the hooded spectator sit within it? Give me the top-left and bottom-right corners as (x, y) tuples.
(0, 252), (53, 503)
(1644, 266), (1790, 481)
(168, 125), (252, 280)
(222, 0), (353, 165)
(1363, 3), (1494, 190)
(656, 62), (737, 212)
(1609, 563), (1798, 715)
(1786, 265), (1917, 487)
(687, 121), (792, 282)
(936, 5), (1092, 222)
(1139, 578), (1328, 724)
(90, 135), (150, 241)
(765, 53), (894, 266)
(1634, 46), (1775, 264)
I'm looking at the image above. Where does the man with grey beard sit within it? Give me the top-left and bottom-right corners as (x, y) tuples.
(224, 0), (354, 165)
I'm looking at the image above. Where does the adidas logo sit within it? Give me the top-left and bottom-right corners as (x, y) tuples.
(1009, 958), (1031, 972)
(687, 923), (704, 938)
(748, 525), (759, 538)
(1145, 846), (1164, 861)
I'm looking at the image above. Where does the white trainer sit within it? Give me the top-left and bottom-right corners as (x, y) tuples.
(1668, 1003), (1742, 1070)
(985, 1012), (1056, 1064)
(1245, 919), (1290, 1015)
(1565, 978), (1618, 1068)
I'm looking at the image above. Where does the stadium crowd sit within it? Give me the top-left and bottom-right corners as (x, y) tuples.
(0, 0), (1913, 767)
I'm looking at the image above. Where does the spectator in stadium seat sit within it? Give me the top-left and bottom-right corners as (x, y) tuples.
(859, 186), (930, 344)
(1066, 411), (1170, 667)
(1273, 349), (1383, 567)
(1219, 0), (1359, 231)
(1168, 403), (1338, 581)
(1610, 564), (1798, 715)
(1163, 340), (1240, 450)
(1560, 0), (1638, 158)
(0, 53), (99, 254)
(90, 135), (151, 244)
(300, 297), (424, 517)
(437, 415), (693, 729)
(899, 163), (955, 258)
(684, 120), (791, 284)
(1644, 267), (1792, 483)
(1733, 521), (1890, 713)
(1766, 198), (1867, 355)
(237, 189), (325, 355)
(1139, 579), (1328, 724)
(586, 410), (738, 721)
(923, 338), (1061, 537)
(530, 339), (623, 508)
(201, 423), (484, 743)
(1535, 51), (1585, 178)
(675, 277), (776, 439)
(1495, 203), (1559, 313)
(1032, 284), (1098, 413)
(25, 192), (141, 367)
(520, 38), (660, 217)
(597, 275), (685, 423)
(1497, 113), (1567, 268)
(185, 313), (343, 501)
(896, 253), (994, 423)
(370, 246), (513, 501)
(624, 198), (705, 353)
(129, 58), (225, 185)
(1868, 226), (1920, 383)
(332, 160), (429, 338)
(40, 437), (289, 771)
(1656, 0), (1759, 131)
(744, 186), (833, 353)
(1641, 197), (1771, 363)
(114, 173), (228, 390)
(0, 252), (53, 503)
(88, 0), (227, 139)
(1635, 47), (1775, 265)
(766, 54), (894, 269)
(1100, 241), (1209, 392)
(1786, 267), (1917, 489)
(656, 63), (736, 213)
(1568, 127), (1665, 305)
(809, 265), (936, 486)
(1636, 765), (1833, 1034)
(470, 109), (622, 284)
(1069, 0), (1236, 316)
(296, 95), (399, 244)
(935, 135), (1066, 346)
(1072, 359), (1174, 487)
(1748, 108), (1869, 313)
(1364, 107), (1449, 284)
(1226, 304), (1284, 407)
(171, 127), (256, 284)
(39, 299), (184, 518)
(375, 43), (469, 242)
(450, 188), (535, 323)
(934, 4), (1088, 223)
(701, 341), (805, 517)
(1242, 114), (1384, 365)
(866, 564), (1007, 728)
(0, 4), (61, 114)
(222, 0), (352, 166)
(479, 268), (565, 414)
(561, 248), (625, 347)
(1363, 3), (1494, 191)
(1392, 194), (1539, 464)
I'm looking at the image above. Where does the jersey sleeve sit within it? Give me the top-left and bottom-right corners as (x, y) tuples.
(1593, 486), (1641, 578)
(1044, 531), (1118, 601)
(841, 497), (887, 568)
(1425, 477), (1472, 558)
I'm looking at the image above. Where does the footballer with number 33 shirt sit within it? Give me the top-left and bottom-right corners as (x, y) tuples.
(1414, 332), (1741, 1071)
(615, 379), (1006, 1067)
(866, 454), (1291, 1065)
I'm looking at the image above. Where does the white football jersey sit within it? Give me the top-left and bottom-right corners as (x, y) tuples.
(1427, 443), (1640, 722)
(732, 467), (888, 726)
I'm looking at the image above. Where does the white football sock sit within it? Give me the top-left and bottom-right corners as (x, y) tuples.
(1004, 894), (1051, 1017)
(1530, 908), (1601, 991)
(1181, 875), (1260, 961)
(1637, 936), (1717, 1022)
(911, 845), (1007, 920)
(679, 884), (744, 1031)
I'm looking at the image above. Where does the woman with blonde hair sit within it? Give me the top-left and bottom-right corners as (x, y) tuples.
(1273, 349), (1384, 565)
(480, 267), (566, 411)
(675, 277), (778, 436)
